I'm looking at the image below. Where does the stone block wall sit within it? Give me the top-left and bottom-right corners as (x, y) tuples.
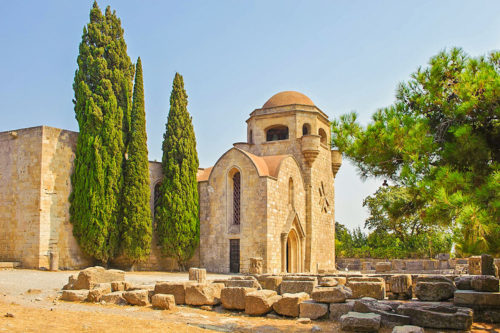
(199, 148), (268, 273)
(0, 127), (44, 267)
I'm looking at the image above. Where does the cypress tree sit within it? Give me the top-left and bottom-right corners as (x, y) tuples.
(120, 58), (152, 261)
(70, 2), (134, 264)
(156, 73), (199, 270)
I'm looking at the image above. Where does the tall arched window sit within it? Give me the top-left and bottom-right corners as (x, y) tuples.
(318, 128), (327, 145)
(154, 182), (162, 218)
(288, 177), (294, 207)
(233, 172), (241, 225)
(266, 126), (289, 141)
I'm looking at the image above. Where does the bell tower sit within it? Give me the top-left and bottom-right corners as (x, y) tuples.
(238, 91), (342, 272)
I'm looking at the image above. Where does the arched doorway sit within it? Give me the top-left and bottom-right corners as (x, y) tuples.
(286, 229), (299, 273)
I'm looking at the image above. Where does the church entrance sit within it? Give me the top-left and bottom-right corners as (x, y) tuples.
(286, 229), (299, 273)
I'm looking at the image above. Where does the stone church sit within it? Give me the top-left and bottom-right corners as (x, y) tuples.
(0, 91), (341, 274)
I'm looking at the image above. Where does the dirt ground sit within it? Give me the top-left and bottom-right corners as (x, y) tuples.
(0, 269), (498, 333)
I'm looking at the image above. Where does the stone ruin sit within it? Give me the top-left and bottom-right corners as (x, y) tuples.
(58, 255), (500, 332)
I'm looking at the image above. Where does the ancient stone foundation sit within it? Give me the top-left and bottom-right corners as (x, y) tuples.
(59, 266), (500, 331)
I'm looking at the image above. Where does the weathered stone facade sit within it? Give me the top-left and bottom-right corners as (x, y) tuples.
(198, 91), (341, 273)
(0, 91), (340, 273)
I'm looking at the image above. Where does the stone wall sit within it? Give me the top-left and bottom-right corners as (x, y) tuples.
(0, 126), (199, 270)
(39, 126), (93, 269)
(0, 127), (44, 268)
(199, 148), (268, 273)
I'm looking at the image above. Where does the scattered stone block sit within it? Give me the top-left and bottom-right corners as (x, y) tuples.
(454, 290), (500, 307)
(185, 283), (224, 306)
(221, 287), (257, 310)
(222, 279), (261, 289)
(471, 275), (499, 292)
(258, 276), (282, 292)
(62, 274), (78, 290)
(415, 275), (455, 301)
(375, 262), (391, 273)
(151, 294), (176, 310)
(61, 290), (88, 302)
(329, 301), (354, 321)
(392, 325), (424, 333)
(389, 275), (412, 300)
(273, 292), (309, 317)
(312, 286), (352, 303)
(353, 298), (411, 328)
(188, 268), (206, 283)
(154, 281), (194, 305)
(245, 290), (281, 316)
(280, 280), (317, 295)
(249, 257), (263, 274)
(101, 291), (126, 305)
(87, 283), (112, 302)
(482, 254), (495, 276)
(123, 290), (149, 306)
(72, 267), (125, 290)
(111, 281), (132, 292)
(396, 302), (472, 330)
(455, 276), (473, 290)
(340, 311), (381, 332)
(299, 300), (328, 319)
(319, 277), (338, 287)
(469, 256), (481, 275)
(348, 281), (385, 300)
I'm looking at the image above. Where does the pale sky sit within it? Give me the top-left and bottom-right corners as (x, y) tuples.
(1, 1), (499, 231)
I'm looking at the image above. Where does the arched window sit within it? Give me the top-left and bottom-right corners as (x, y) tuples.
(288, 177), (294, 207)
(154, 182), (162, 217)
(249, 130), (253, 144)
(233, 172), (241, 225)
(318, 128), (327, 145)
(302, 123), (311, 136)
(266, 126), (289, 141)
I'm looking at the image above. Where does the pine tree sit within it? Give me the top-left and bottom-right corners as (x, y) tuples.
(156, 73), (200, 270)
(120, 58), (152, 261)
(70, 2), (134, 264)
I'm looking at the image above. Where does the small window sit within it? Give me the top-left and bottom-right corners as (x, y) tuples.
(249, 130), (253, 144)
(289, 178), (294, 207)
(302, 123), (311, 136)
(266, 126), (289, 141)
(318, 128), (327, 145)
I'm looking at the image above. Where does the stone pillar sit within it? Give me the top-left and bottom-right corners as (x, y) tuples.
(281, 233), (287, 273)
(188, 268), (206, 283)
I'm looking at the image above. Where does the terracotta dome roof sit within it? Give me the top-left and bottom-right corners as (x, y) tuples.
(262, 91), (315, 109)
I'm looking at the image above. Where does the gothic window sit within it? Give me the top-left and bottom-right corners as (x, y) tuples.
(266, 126), (289, 141)
(233, 172), (241, 225)
(302, 123), (311, 136)
(288, 177), (294, 207)
(318, 128), (327, 145)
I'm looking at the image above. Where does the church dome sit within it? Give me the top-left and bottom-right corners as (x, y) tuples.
(262, 91), (315, 109)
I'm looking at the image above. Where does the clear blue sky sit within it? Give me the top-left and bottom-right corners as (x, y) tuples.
(1, 1), (499, 230)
